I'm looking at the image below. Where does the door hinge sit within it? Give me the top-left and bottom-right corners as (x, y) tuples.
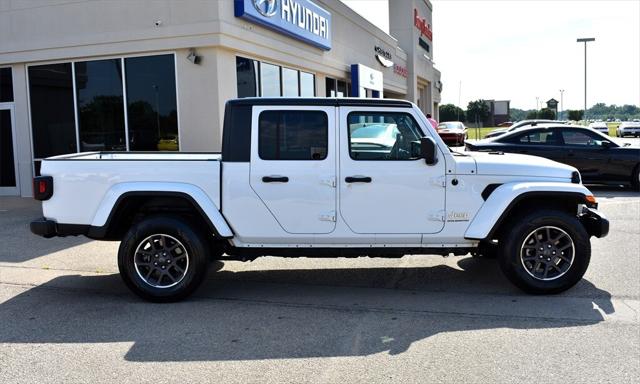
(430, 176), (446, 188)
(319, 211), (336, 222)
(321, 177), (336, 188)
(428, 209), (446, 222)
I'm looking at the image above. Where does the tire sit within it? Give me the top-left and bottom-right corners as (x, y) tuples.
(118, 215), (210, 302)
(631, 165), (640, 191)
(498, 209), (590, 294)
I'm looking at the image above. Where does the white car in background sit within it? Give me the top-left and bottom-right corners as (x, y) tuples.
(588, 122), (609, 135)
(617, 122), (640, 137)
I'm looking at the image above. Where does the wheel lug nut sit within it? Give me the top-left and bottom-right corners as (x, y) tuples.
(161, 266), (165, 269)
(547, 258), (551, 261)
(547, 245), (551, 248)
(154, 262), (157, 265)
(539, 255), (543, 259)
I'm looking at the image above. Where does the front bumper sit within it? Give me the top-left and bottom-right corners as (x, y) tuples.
(30, 218), (89, 238)
(579, 208), (609, 238)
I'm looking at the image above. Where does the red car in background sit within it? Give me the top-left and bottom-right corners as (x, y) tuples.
(437, 121), (468, 146)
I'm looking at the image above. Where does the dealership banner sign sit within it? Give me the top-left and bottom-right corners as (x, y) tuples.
(235, 0), (332, 50)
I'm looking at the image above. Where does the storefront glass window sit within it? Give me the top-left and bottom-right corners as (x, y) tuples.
(260, 63), (281, 97)
(28, 63), (78, 158)
(75, 59), (126, 151)
(300, 72), (315, 97)
(0, 68), (13, 102)
(125, 54), (179, 151)
(282, 67), (299, 97)
(236, 57), (258, 98)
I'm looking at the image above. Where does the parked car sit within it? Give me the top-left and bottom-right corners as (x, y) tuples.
(350, 123), (400, 149)
(616, 122), (640, 137)
(588, 122), (609, 135)
(466, 124), (640, 189)
(484, 119), (567, 139)
(436, 121), (467, 146)
(31, 98), (608, 301)
(497, 121), (513, 127)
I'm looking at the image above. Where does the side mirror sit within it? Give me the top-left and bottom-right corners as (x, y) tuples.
(600, 140), (611, 149)
(420, 136), (438, 165)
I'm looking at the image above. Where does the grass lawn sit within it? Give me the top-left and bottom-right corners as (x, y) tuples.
(466, 127), (500, 140)
(465, 122), (623, 140)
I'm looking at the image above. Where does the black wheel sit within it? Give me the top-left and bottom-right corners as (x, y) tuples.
(499, 209), (590, 294)
(118, 216), (210, 302)
(631, 165), (640, 191)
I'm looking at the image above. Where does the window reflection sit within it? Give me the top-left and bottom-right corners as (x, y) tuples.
(260, 63), (281, 97)
(236, 57), (258, 98)
(300, 72), (314, 97)
(125, 55), (178, 151)
(28, 63), (78, 158)
(282, 67), (299, 97)
(75, 59), (126, 151)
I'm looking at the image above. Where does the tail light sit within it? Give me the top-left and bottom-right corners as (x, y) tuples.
(33, 176), (53, 201)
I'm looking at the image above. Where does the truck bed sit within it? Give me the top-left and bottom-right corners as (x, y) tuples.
(47, 151), (221, 161)
(40, 152), (222, 226)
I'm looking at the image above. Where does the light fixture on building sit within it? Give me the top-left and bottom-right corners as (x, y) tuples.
(187, 49), (202, 65)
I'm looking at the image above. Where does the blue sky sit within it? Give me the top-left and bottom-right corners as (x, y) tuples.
(341, 0), (640, 110)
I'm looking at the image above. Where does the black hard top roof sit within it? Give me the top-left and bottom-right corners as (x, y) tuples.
(227, 97), (413, 108)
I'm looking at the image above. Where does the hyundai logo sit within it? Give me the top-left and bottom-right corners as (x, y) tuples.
(254, 0), (278, 17)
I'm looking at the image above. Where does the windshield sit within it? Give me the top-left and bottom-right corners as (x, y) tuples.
(438, 122), (463, 130)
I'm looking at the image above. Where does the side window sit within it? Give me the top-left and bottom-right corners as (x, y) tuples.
(259, 110), (328, 160)
(348, 112), (424, 160)
(510, 130), (557, 145)
(562, 130), (604, 147)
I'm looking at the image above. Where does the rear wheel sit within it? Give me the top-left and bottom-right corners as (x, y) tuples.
(118, 216), (210, 302)
(631, 165), (640, 191)
(499, 209), (590, 294)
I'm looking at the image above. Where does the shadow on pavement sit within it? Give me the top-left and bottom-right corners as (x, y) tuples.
(0, 197), (91, 263)
(0, 257), (614, 362)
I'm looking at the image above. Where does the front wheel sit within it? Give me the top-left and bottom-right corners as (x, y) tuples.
(118, 216), (210, 302)
(631, 165), (640, 191)
(499, 209), (590, 294)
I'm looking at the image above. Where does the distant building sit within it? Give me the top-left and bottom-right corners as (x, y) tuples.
(483, 100), (511, 126)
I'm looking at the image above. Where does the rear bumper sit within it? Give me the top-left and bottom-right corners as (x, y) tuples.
(580, 208), (609, 238)
(30, 218), (89, 238)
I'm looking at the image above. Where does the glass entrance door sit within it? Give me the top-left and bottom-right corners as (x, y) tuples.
(0, 105), (18, 194)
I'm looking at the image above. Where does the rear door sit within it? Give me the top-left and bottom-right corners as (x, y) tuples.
(249, 106), (337, 234)
(338, 107), (446, 238)
(502, 129), (564, 160)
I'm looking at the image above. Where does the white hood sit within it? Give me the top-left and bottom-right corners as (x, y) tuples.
(466, 151), (576, 179)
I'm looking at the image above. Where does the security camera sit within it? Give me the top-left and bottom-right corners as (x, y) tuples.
(187, 49), (202, 65)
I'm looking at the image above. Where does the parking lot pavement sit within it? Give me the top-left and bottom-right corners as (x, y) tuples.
(1, 192), (639, 383)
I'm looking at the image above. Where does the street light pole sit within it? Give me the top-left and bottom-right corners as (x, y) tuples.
(577, 37), (595, 122)
(559, 89), (565, 120)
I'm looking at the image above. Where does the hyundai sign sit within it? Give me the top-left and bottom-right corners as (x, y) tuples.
(235, 0), (332, 51)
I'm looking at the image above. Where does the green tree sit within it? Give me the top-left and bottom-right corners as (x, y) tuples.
(466, 99), (490, 125)
(567, 110), (584, 121)
(439, 104), (465, 122)
(510, 108), (528, 121)
(526, 110), (538, 119)
(538, 108), (556, 119)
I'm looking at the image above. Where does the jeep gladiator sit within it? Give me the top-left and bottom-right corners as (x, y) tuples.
(31, 98), (609, 301)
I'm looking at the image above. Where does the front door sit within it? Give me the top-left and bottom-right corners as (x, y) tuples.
(338, 107), (446, 240)
(558, 128), (610, 181)
(249, 106), (337, 234)
(0, 105), (18, 195)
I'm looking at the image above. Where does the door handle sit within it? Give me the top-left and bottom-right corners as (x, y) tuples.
(262, 175), (289, 183)
(345, 176), (372, 183)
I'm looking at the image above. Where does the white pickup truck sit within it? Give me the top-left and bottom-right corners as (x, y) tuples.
(31, 98), (608, 302)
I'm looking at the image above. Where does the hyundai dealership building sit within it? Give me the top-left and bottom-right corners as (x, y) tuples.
(0, 0), (441, 197)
